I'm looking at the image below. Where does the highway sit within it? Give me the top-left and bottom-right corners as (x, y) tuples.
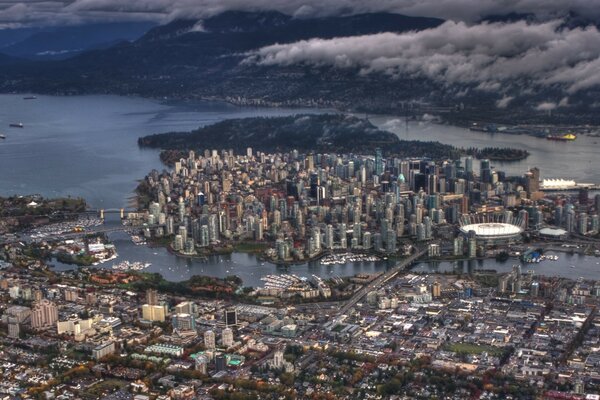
(335, 246), (428, 318)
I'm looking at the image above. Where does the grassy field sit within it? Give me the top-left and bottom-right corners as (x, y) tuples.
(83, 379), (128, 399)
(234, 242), (269, 253)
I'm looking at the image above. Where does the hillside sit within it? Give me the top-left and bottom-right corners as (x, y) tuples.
(0, 11), (599, 125)
(138, 114), (529, 163)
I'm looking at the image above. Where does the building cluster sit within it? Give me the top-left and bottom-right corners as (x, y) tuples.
(1, 148), (600, 398)
(0, 236), (598, 398)
(0, 263), (321, 398)
(135, 149), (600, 268)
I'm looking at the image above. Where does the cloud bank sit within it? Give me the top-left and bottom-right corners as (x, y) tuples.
(2, 0), (600, 28)
(245, 20), (600, 94)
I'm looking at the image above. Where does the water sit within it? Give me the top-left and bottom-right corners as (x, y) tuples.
(0, 94), (324, 208)
(412, 251), (600, 280)
(371, 117), (600, 183)
(51, 229), (394, 287)
(45, 215), (393, 287)
(1, 94), (598, 284)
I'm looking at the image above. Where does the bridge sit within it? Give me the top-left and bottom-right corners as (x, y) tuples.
(334, 246), (428, 318)
(85, 209), (139, 219)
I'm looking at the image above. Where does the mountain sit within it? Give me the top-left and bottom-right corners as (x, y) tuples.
(0, 53), (21, 65)
(0, 22), (156, 60)
(0, 12), (443, 94)
(0, 27), (43, 48)
(0, 11), (599, 125)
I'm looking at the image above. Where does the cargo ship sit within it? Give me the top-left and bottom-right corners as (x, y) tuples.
(9, 123), (23, 128)
(546, 133), (576, 141)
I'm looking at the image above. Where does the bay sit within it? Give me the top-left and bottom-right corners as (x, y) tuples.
(1, 94), (598, 284)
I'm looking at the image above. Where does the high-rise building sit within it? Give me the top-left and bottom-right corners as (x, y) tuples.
(172, 313), (196, 331)
(195, 355), (208, 374)
(554, 205), (563, 226)
(222, 327), (234, 347)
(453, 236), (464, 256)
(224, 309), (237, 326)
(7, 318), (20, 339)
(578, 213), (588, 235)
(465, 156), (473, 180)
(374, 148), (384, 176)
(272, 349), (284, 369)
(92, 341), (116, 360)
(204, 330), (216, 350)
(480, 159), (491, 183)
(525, 167), (540, 195)
(31, 300), (58, 329)
(579, 187), (589, 205)
(468, 232), (477, 258)
(146, 289), (158, 306)
(142, 304), (166, 322)
(325, 224), (334, 249)
(566, 209), (576, 232)
(215, 353), (227, 372)
(386, 229), (396, 253)
(174, 301), (194, 315)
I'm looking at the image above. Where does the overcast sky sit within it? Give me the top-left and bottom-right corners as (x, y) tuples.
(1, 0), (600, 28)
(2, 0), (600, 102)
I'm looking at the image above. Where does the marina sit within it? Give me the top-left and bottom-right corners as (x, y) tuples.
(319, 253), (381, 265)
(111, 260), (151, 271)
(27, 216), (104, 239)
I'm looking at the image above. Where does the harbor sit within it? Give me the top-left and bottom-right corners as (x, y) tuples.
(319, 253), (381, 265)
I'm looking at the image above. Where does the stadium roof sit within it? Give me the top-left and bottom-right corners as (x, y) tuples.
(460, 223), (522, 238)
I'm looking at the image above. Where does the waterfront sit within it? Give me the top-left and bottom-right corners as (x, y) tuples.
(49, 228), (600, 286)
(372, 117), (600, 183)
(1, 95), (599, 208)
(412, 251), (600, 280)
(50, 229), (395, 287)
(0, 94), (324, 208)
(2, 94), (600, 284)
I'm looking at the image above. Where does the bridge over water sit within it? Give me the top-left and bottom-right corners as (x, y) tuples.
(334, 246), (429, 319)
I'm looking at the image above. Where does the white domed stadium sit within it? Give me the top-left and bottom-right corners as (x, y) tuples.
(460, 223), (523, 240)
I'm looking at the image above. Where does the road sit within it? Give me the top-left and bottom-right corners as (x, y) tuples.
(335, 246), (428, 318)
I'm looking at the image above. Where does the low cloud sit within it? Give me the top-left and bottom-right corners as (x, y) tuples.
(536, 102), (557, 111)
(496, 96), (515, 109)
(245, 20), (600, 94)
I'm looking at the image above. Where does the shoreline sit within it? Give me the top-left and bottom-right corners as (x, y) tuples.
(7, 90), (599, 142)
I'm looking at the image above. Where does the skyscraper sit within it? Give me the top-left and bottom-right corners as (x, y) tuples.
(375, 148), (384, 176)
(222, 327), (234, 347)
(172, 313), (196, 331)
(146, 289), (158, 306)
(224, 309), (237, 326)
(204, 330), (216, 350)
(31, 300), (58, 329)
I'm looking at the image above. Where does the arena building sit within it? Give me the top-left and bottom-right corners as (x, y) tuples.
(459, 222), (523, 245)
